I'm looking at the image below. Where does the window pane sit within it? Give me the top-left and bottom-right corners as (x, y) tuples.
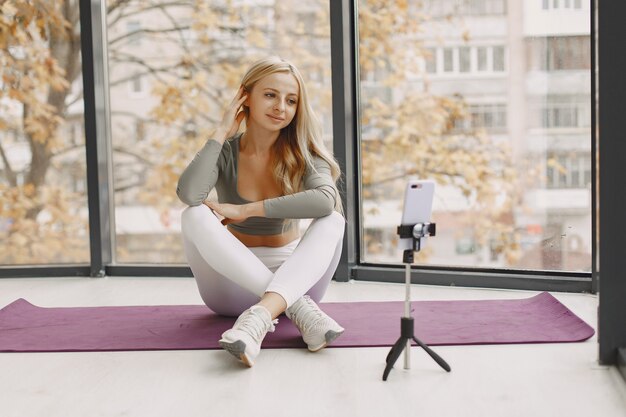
(493, 46), (505, 71)
(105, 1), (332, 263)
(0, 3), (90, 265)
(443, 48), (454, 72)
(477, 46), (488, 71)
(425, 48), (437, 73)
(459, 47), (471, 72)
(358, 1), (591, 272)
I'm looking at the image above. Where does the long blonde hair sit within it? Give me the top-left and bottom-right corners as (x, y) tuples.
(240, 56), (344, 215)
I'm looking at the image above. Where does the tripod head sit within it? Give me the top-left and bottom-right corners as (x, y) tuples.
(397, 222), (436, 263)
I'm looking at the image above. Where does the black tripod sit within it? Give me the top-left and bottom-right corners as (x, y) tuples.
(382, 222), (452, 381)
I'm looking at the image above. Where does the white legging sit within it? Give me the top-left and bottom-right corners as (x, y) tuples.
(181, 204), (345, 317)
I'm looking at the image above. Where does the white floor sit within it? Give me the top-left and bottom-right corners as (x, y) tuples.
(0, 277), (624, 417)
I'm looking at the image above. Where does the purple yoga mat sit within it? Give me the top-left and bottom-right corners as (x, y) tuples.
(0, 292), (594, 352)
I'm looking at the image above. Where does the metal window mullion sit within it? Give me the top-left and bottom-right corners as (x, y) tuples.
(331, 0), (360, 282)
(80, 0), (114, 277)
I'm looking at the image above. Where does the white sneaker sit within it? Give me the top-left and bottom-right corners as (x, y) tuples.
(285, 295), (345, 352)
(219, 305), (277, 367)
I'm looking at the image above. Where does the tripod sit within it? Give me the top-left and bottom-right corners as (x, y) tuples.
(382, 222), (451, 381)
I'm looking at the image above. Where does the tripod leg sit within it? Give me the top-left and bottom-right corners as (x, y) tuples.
(412, 336), (451, 372)
(383, 337), (408, 381)
(385, 337), (406, 364)
(385, 340), (399, 363)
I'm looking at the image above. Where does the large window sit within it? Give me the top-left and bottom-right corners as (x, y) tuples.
(358, 1), (591, 272)
(105, 1), (333, 263)
(0, 2), (90, 265)
(0, 1), (595, 283)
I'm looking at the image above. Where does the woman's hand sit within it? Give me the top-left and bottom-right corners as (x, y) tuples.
(203, 201), (248, 225)
(203, 200), (265, 226)
(215, 86), (247, 142)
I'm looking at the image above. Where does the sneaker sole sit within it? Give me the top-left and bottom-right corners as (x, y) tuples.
(219, 339), (254, 367)
(308, 329), (345, 352)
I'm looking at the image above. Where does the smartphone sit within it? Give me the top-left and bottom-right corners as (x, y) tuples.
(398, 179), (435, 251)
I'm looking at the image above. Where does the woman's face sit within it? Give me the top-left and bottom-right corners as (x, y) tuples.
(245, 72), (300, 132)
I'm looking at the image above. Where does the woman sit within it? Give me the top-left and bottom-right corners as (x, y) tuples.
(177, 56), (346, 367)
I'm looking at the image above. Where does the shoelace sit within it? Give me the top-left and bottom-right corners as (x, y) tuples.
(234, 308), (276, 343)
(290, 297), (326, 333)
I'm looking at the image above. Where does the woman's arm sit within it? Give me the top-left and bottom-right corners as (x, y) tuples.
(176, 139), (225, 206)
(204, 158), (336, 222)
(263, 157), (338, 219)
(176, 87), (247, 206)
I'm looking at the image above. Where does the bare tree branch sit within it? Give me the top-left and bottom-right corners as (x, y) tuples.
(109, 25), (192, 46)
(51, 144), (84, 159)
(112, 146), (153, 166)
(114, 180), (145, 193)
(109, 110), (158, 124)
(65, 91), (84, 108)
(152, 0), (194, 54)
(107, 0), (134, 16)
(107, 57), (181, 86)
(368, 168), (462, 186)
(107, 1), (193, 27)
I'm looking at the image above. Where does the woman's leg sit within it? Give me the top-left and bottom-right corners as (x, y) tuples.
(182, 205), (344, 316)
(181, 204), (276, 317)
(304, 235), (344, 303)
(265, 210), (346, 308)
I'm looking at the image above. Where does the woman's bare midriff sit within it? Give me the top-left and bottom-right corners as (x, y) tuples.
(227, 225), (300, 247)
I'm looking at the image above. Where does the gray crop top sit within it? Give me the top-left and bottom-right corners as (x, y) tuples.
(176, 133), (339, 235)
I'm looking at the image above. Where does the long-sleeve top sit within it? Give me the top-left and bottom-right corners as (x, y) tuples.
(176, 133), (338, 235)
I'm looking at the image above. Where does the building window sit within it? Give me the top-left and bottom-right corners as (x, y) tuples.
(477, 46), (488, 71)
(424, 0), (506, 16)
(493, 45), (505, 71)
(537, 97), (590, 129)
(454, 103), (507, 132)
(527, 36), (590, 71)
(546, 153), (591, 189)
(126, 21), (142, 45)
(427, 45), (506, 75)
(542, 106), (577, 128)
(443, 48), (454, 72)
(459, 46), (471, 72)
(543, 0), (582, 9)
(129, 74), (144, 95)
(425, 48), (437, 73)
(473, 103), (506, 130)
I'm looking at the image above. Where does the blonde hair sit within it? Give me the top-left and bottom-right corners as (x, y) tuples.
(240, 56), (344, 216)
